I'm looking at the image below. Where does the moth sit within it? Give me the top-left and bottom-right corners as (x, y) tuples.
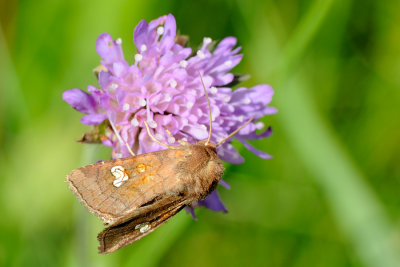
(66, 75), (253, 254)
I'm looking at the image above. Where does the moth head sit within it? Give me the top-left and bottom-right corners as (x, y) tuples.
(196, 140), (217, 149)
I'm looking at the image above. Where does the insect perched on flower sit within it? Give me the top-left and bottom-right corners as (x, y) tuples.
(63, 14), (276, 252)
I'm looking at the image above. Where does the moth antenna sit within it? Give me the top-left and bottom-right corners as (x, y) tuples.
(216, 117), (255, 147)
(163, 127), (174, 139)
(144, 121), (177, 149)
(198, 71), (213, 146)
(108, 118), (135, 156)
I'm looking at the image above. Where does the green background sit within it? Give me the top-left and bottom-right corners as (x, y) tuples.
(1, 0), (399, 266)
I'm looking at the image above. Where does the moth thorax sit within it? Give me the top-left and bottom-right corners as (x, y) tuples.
(196, 158), (224, 200)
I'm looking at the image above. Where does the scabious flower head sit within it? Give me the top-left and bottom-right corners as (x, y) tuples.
(63, 14), (276, 216)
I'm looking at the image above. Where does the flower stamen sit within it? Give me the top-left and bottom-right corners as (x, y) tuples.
(140, 44), (147, 52)
(197, 50), (205, 59)
(134, 54), (143, 62)
(180, 60), (188, 68)
(157, 26), (164, 35)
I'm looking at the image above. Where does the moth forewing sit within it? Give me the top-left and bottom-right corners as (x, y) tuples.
(66, 148), (192, 225)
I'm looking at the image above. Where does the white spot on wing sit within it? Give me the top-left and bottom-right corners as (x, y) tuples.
(113, 179), (123, 187)
(111, 166), (129, 187)
(140, 224), (151, 233)
(135, 222), (151, 233)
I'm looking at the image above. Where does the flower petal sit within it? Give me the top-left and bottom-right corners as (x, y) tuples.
(160, 14), (177, 51)
(239, 126), (273, 140)
(185, 207), (198, 220)
(219, 179), (230, 189)
(237, 137), (273, 159)
(197, 190), (227, 213)
(218, 143), (244, 164)
(80, 114), (107, 125)
(214, 37), (237, 55)
(182, 124), (209, 140)
(62, 89), (97, 114)
(133, 19), (149, 48)
(96, 33), (125, 64)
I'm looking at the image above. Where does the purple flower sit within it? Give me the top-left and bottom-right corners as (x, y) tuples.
(63, 14), (276, 216)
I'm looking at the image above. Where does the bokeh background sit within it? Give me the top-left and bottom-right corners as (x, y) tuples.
(1, 0), (400, 266)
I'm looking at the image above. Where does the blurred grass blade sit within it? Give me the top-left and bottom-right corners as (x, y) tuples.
(280, 78), (400, 267)
(241, 0), (400, 266)
(0, 26), (30, 123)
(278, 0), (335, 76)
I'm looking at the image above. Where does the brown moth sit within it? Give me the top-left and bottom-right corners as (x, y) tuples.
(66, 75), (253, 254)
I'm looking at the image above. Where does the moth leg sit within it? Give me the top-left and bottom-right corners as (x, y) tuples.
(163, 127), (190, 146)
(143, 121), (179, 149)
